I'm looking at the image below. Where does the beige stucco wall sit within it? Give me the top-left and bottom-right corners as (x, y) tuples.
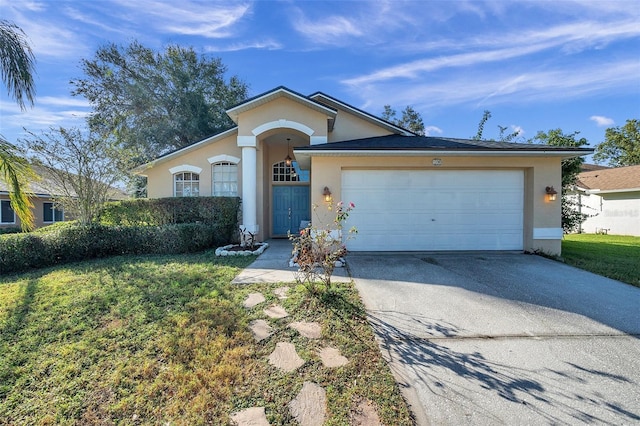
(143, 134), (242, 199)
(0, 195), (67, 229)
(328, 109), (393, 142)
(309, 155), (563, 255)
(236, 97), (328, 138)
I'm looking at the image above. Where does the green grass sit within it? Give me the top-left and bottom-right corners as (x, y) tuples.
(562, 234), (640, 287)
(0, 252), (411, 425)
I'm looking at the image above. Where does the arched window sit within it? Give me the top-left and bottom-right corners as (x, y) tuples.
(212, 162), (238, 196)
(272, 161), (309, 182)
(174, 172), (200, 197)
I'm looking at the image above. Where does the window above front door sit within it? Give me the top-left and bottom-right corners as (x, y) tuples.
(272, 161), (309, 182)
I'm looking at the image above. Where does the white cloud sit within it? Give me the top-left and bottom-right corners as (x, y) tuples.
(291, 13), (363, 44)
(590, 116), (615, 127)
(205, 40), (282, 52)
(346, 59), (640, 111)
(425, 126), (443, 136)
(111, 0), (251, 38)
(511, 125), (524, 136)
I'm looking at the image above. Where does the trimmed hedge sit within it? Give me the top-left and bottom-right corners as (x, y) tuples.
(98, 197), (240, 227)
(0, 223), (230, 275)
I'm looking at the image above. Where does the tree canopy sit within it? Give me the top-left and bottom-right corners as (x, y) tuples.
(381, 105), (425, 135)
(593, 119), (640, 167)
(71, 41), (248, 163)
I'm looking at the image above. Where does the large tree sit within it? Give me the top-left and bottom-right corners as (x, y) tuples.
(381, 105), (425, 135)
(530, 129), (589, 233)
(24, 127), (127, 225)
(71, 41), (248, 163)
(0, 20), (36, 230)
(593, 119), (640, 166)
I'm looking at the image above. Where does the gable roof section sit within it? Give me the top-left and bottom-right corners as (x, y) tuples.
(294, 135), (592, 168)
(131, 127), (238, 175)
(226, 86), (337, 124)
(309, 92), (415, 136)
(577, 164), (640, 193)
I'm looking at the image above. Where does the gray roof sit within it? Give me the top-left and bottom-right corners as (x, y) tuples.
(295, 134), (593, 153)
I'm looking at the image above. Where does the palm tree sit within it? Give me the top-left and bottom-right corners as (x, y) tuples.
(0, 20), (36, 230)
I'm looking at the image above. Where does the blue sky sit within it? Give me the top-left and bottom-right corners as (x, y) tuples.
(1, 0), (639, 154)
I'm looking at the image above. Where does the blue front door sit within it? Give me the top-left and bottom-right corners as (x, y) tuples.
(273, 186), (310, 236)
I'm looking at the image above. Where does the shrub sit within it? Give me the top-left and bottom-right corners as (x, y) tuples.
(98, 197), (240, 227)
(0, 223), (228, 275)
(0, 227), (22, 235)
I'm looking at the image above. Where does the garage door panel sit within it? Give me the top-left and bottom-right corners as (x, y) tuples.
(342, 170), (523, 251)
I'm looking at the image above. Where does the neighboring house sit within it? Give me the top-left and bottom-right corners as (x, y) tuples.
(1, 166), (65, 229)
(0, 165), (127, 229)
(133, 86), (591, 255)
(575, 165), (640, 236)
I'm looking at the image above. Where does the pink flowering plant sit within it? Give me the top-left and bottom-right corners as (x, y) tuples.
(289, 201), (357, 292)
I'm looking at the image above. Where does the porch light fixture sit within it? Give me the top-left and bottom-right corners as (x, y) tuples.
(284, 138), (292, 166)
(545, 186), (558, 201)
(322, 186), (332, 202)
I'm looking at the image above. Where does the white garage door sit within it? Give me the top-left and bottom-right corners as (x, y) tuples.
(341, 170), (523, 251)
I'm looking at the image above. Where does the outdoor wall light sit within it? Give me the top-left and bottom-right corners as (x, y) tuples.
(322, 186), (332, 202)
(545, 186), (558, 201)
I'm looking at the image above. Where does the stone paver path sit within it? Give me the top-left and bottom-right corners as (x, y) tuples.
(350, 399), (382, 426)
(233, 286), (376, 425)
(289, 321), (322, 339)
(273, 286), (290, 300)
(243, 292), (266, 309)
(263, 304), (289, 319)
(230, 406), (270, 426)
(288, 382), (327, 426)
(318, 346), (349, 368)
(268, 342), (304, 372)
(249, 319), (273, 342)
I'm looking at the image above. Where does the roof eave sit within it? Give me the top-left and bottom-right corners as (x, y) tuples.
(226, 87), (337, 124)
(586, 187), (640, 194)
(309, 92), (415, 136)
(293, 148), (592, 169)
(131, 127), (239, 175)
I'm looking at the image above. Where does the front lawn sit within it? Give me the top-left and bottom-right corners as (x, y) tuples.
(0, 252), (411, 424)
(562, 234), (640, 287)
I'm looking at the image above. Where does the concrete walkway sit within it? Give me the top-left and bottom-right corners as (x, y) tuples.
(231, 239), (350, 284)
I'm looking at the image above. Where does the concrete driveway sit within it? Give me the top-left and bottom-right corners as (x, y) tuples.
(348, 253), (640, 425)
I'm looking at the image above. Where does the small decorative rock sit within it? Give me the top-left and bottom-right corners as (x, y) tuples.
(263, 304), (289, 319)
(215, 243), (269, 257)
(243, 292), (266, 309)
(273, 286), (290, 300)
(318, 347), (349, 368)
(249, 319), (273, 342)
(350, 399), (382, 426)
(288, 382), (327, 426)
(230, 406), (270, 426)
(289, 321), (322, 339)
(268, 342), (304, 372)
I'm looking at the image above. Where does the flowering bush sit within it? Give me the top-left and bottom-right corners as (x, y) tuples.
(289, 201), (357, 292)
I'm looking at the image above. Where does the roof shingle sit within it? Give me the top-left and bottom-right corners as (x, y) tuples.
(577, 165), (640, 191)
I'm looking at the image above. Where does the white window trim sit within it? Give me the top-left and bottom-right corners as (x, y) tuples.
(169, 164), (202, 175)
(208, 154), (240, 165)
(0, 200), (16, 224)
